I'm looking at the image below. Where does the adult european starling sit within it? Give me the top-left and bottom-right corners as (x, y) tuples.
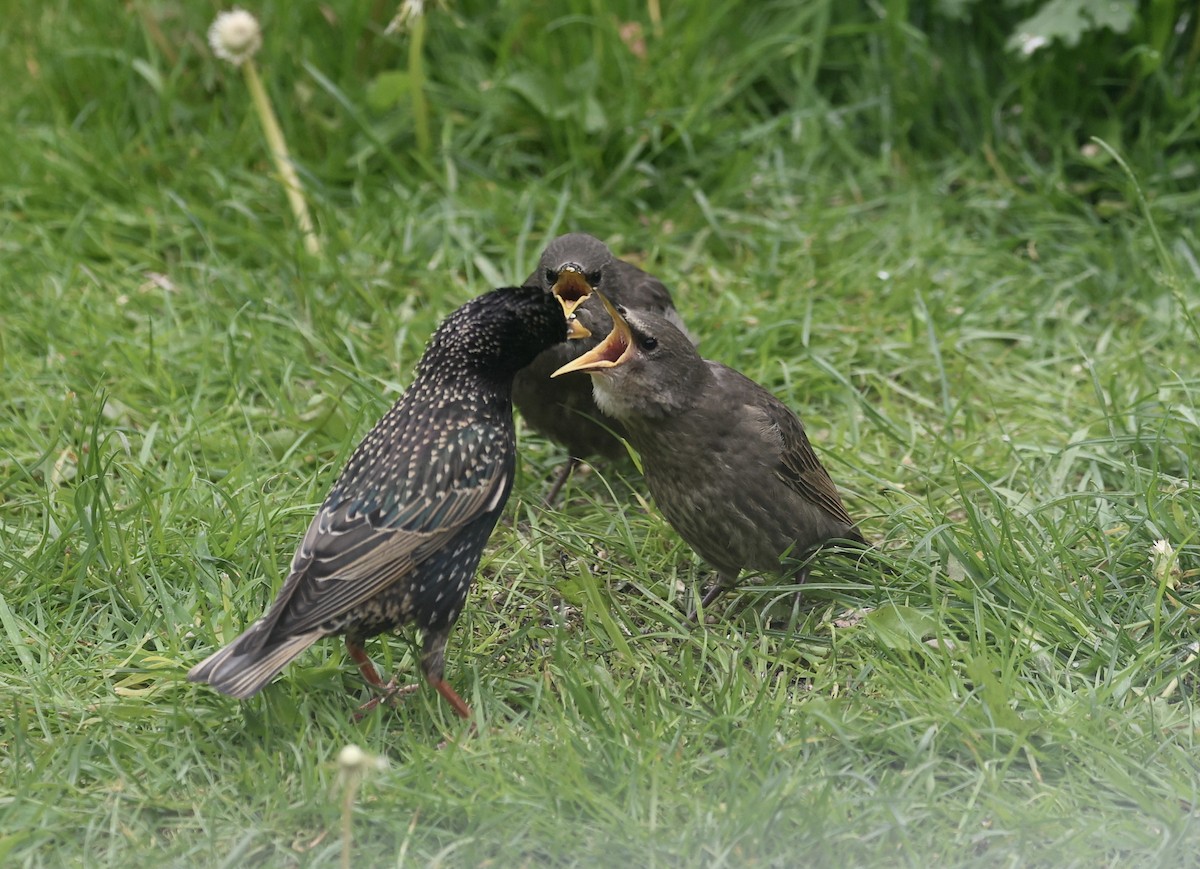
(553, 295), (865, 618)
(513, 232), (692, 502)
(188, 285), (571, 718)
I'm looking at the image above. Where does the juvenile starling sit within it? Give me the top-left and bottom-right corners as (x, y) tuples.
(188, 285), (570, 718)
(513, 232), (693, 502)
(553, 295), (865, 618)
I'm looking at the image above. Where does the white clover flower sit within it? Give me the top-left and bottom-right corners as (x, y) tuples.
(208, 9), (262, 67)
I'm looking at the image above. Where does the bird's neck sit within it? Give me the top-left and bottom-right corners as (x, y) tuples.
(409, 367), (513, 414)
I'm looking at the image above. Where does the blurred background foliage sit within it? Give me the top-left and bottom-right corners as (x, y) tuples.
(12, 1), (1197, 203)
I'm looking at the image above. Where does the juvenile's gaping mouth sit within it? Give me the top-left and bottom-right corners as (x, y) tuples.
(551, 293), (632, 376)
(551, 268), (594, 317)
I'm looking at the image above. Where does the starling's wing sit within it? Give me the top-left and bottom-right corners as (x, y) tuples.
(188, 417), (513, 697)
(265, 423), (512, 637)
(732, 371), (859, 535)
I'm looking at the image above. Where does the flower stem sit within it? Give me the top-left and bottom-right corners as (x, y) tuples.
(242, 59), (321, 255)
(647, 0), (662, 38)
(341, 768), (358, 869)
(408, 13), (431, 157)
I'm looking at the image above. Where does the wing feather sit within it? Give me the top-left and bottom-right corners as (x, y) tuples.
(720, 366), (860, 537)
(766, 402), (860, 534)
(246, 419), (512, 641)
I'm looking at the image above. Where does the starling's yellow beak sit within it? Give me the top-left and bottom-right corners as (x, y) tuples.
(551, 268), (595, 318)
(566, 315), (591, 340)
(552, 292), (632, 376)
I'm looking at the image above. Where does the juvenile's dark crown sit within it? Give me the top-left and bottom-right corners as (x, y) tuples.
(419, 285), (569, 379)
(534, 233), (616, 291)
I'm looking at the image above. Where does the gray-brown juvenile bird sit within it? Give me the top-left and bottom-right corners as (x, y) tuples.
(513, 232), (692, 503)
(188, 286), (571, 718)
(553, 295), (864, 619)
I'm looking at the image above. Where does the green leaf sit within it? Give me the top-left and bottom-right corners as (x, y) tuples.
(583, 95), (607, 135)
(366, 70), (412, 112)
(502, 71), (561, 121)
(130, 58), (163, 95)
(1089, 0), (1136, 32)
(574, 562), (634, 662)
(0, 592), (35, 671)
(864, 604), (937, 650)
(934, 0), (976, 21)
(966, 654), (1023, 731)
(1007, 0), (1136, 55)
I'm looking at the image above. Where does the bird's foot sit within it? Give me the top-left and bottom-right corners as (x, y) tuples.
(685, 581), (733, 624)
(435, 722), (479, 752)
(542, 457), (580, 506)
(352, 680), (420, 720)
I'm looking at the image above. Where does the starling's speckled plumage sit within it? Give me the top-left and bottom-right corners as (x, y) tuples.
(554, 297), (864, 617)
(188, 286), (569, 717)
(513, 233), (692, 501)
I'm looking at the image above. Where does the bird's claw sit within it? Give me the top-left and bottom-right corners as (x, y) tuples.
(352, 680), (420, 720)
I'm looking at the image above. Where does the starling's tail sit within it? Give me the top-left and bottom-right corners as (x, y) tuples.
(187, 626), (324, 699)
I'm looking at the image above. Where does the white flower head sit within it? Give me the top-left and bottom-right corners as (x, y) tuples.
(337, 743), (387, 776)
(1016, 33), (1049, 56)
(386, 0), (449, 35)
(1149, 539), (1181, 589)
(209, 9), (262, 67)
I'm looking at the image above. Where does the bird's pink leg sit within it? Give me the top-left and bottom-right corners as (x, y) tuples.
(347, 639), (418, 718)
(429, 676), (472, 719)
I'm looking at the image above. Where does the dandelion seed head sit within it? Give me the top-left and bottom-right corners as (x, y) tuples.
(386, 0), (448, 35)
(337, 743), (387, 774)
(209, 9), (262, 67)
(338, 744), (367, 769)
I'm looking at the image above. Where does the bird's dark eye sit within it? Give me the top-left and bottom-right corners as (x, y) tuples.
(585, 270), (602, 286)
(639, 335), (659, 351)
(544, 268), (557, 285)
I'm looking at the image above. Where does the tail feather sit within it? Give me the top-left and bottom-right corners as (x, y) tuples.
(188, 627), (325, 699)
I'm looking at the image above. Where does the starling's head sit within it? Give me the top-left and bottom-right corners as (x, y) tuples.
(534, 233), (616, 324)
(550, 292), (707, 420)
(424, 286), (570, 379)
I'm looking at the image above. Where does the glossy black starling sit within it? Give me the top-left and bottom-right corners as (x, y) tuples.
(513, 232), (693, 502)
(188, 286), (570, 718)
(553, 295), (865, 618)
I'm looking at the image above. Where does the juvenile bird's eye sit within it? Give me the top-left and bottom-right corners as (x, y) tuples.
(639, 335), (659, 351)
(585, 270), (602, 286)
(544, 268), (557, 284)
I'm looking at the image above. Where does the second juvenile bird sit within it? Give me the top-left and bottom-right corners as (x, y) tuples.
(554, 295), (865, 619)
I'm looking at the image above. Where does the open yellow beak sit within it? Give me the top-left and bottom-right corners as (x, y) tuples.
(551, 268), (595, 318)
(566, 315), (591, 340)
(552, 292), (633, 377)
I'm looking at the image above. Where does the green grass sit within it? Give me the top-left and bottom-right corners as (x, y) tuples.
(2, 1), (1199, 865)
